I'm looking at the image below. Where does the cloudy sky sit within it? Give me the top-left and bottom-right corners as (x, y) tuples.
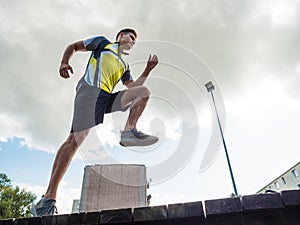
(1, 0), (300, 214)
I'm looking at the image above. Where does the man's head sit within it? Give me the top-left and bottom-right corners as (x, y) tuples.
(116, 28), (137, 51)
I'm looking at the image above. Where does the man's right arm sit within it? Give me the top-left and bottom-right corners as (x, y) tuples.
(59, 41), (86, 79)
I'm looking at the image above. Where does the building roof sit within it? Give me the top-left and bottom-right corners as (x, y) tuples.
(257, 161), (300, 193)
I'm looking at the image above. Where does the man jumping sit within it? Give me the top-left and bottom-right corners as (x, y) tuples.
(31, 28), (159, 216)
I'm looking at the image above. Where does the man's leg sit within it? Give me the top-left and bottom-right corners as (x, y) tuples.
(31, 129), (89, 216)
(121, 86), (150, 130)
(120, 86), (158, 146)
(44, 129), (89, 199)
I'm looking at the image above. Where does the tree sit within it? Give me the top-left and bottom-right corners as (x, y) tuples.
(0, 173), (36, 219)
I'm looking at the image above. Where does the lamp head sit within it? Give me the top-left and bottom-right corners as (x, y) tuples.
(205, 81), (215, 92)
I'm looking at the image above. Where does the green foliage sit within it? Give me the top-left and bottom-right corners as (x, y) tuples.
(0, 173), (36, 219)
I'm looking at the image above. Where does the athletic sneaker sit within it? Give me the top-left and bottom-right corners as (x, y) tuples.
(31, 197), (57, 216)
(120, 128), (159, 146)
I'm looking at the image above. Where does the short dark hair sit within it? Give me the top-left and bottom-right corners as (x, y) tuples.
(116, 28), (137, 41)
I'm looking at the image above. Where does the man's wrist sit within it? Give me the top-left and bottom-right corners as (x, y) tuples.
(144, 67), (152, 73)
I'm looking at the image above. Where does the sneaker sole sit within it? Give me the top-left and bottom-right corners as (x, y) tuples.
(120, 138), (159, 147)
(30, 205), (37, 217)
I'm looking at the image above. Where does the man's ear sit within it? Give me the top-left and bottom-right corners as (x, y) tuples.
(118, 32), (124, 41)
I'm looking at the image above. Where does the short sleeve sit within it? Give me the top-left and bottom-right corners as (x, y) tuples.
(121, 69), (133, 84)
(83, 36), (109, 51)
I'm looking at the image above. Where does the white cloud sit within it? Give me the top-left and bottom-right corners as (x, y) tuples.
(296, 62), (300, 73)
(248, 0), (300, 27)
(226, 77), (300, 114)
(148, 191), (185, 206)
(268, 0), (299, 26)
(0, 114), (26, 142)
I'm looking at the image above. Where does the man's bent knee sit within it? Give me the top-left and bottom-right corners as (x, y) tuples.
(122, 86), (151, 107)
(139, 86), (151, 98)
(131, 86), (150, 107)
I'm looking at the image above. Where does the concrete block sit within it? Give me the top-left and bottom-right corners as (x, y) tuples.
(205, 197), (244, 225)
(26, 217), (40, 225)
(281, 190), (300, 225)
(242, 194), (284, 225)
(55, 214), (69, 225)
(133, 205), (168, 225)
(242, 193), (284, 211)
(40, 215), (56, 225)
(282, 208), (300, 225)
(69, 213), (83, 225)
(80, 165), (146, 212)
(12, 218), (28, 225)
(82, 212), (100, 225)
(168, 201), (205, 225)
(205, 197), (243, 215)
(100, 208), (132, 224)
(0, 219), (14, 225)
(281, 190), (300, 206)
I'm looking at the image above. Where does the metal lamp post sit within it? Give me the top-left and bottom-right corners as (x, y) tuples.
(205, 81), (239, 197)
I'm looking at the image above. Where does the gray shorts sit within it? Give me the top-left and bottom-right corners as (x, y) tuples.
(71, 85), (129, 133)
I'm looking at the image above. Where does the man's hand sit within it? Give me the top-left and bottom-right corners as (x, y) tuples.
(146, 54), (159, 71)
(58, 41), (85, 79)
(124, 54), (159, 88)
(59, 63), (74, 79)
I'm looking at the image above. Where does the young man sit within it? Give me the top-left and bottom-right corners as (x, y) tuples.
(31, 28), (159, 216)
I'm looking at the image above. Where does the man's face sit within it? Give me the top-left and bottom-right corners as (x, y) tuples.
(119, 32), (136, 50)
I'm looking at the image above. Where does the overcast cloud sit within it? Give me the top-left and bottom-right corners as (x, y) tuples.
(1, 0), (300, 150)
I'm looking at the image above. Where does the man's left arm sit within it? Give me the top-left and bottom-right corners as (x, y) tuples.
(124, 54), (158, 88)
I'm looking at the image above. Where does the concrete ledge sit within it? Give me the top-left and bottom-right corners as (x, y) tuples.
(205, 197), (243, 215)
(40, 215), (56, 225)
(0, 219), (14, 225)
(242, 193), (284, 211)
(20, 217), (39, 225)
(205, 197), (244, 225)
(242, 193), (285, 225)
(69, 213), (84, 225)
(133, 205), (168, 225)
(12, 218), (29, 225)
(1, 190), (300, 225)
(168, 201), (205, 225)
(82, 212), (100, 225)
(281, 190), (300, 225)
(55, 214), (69, 225)
(100, 208), (132, 224)
(281, 190), (300, 206)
